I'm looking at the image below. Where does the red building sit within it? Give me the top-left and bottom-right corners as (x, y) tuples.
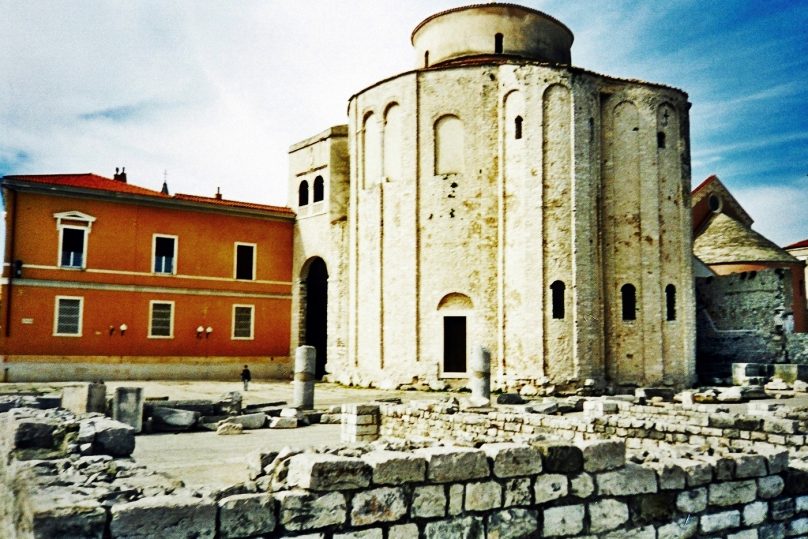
(0, 172), (294, 381)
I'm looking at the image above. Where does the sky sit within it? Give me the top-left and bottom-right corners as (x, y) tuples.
(1, 0), (807, 246)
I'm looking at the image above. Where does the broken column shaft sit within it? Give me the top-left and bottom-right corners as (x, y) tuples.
(469, 346), (491, 406)
(293, 345), (317, 409)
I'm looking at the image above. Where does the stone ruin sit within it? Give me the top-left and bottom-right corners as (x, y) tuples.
(6, 380), (808, 538)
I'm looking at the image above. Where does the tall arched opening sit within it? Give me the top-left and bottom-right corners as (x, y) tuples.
(302, 257), (328, 379)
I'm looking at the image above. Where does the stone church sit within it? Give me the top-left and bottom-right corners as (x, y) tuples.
(289, 3), (696, 393)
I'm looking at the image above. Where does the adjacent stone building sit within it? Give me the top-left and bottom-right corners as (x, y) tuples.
(290, 4), (697, 393)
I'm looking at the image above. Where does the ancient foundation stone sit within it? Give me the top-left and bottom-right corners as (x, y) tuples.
(110, 495), (216, 539)
(112, 386), (144, 433)
(218, 493), (275, 538)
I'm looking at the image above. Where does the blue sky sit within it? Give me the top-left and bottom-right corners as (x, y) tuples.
(1, 0), (806, 245)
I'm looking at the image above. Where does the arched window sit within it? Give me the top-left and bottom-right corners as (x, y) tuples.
(434, 115), (464, 174)
(495, 33), (504, 54)
(298, 180), (309, 206)
(514, 115), (523, 140)
(621, 283), (636, 321)
(550, 280), (565, 319)
(313, 176), (324, 202)
(665, 284), (676, 321)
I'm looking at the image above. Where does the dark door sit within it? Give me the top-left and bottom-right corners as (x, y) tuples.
(443, 316), (466, 373)
(305, 258), (328, 379)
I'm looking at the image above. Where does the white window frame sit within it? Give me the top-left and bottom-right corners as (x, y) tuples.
(53, 295), (84, 337)
(152, 234), (178, 275)
(233, 242), (257, 280)
(54, 211), (95, 270)
(232, 304), (255, 340)
(148, 300), (175, 339)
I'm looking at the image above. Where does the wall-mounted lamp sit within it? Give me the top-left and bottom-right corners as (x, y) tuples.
(119, 323), (128, 336)
(196, 325), (205, 338)
(13, 260), (23, 278)
(205, 326), (213, 337)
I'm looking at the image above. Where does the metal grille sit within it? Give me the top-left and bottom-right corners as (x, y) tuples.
(57, 299), (81, 334)
(234, 306), (253, 338)
(150, 303), (172, 337)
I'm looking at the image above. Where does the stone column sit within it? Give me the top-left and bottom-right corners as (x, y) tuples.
(293, 345), (316, 410)
(112, 387), (144, 433)
(62, 382), (107, 415)
(469, 346), (491, 407)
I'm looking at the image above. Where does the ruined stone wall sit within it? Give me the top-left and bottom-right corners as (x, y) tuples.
(8, 405), (808, 538)
(697, 268), (808, 378)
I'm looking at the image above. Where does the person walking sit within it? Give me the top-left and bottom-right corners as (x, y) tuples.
(241, 365), (252, 391)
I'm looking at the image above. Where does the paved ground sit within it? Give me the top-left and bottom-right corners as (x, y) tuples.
(1, 380), (456, 490)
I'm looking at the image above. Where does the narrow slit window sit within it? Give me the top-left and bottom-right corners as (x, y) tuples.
(298, 180), (309, 206)
(424, 50), (429, 68)
(621, 283), (636, 321)
(665, 284), (676, 321)
(550, 280), (565, 319)
(657, 131), (666, 149)
(495, 33), (504, 54)
(313, 176), (324, 202)
(514, 115), (523, 140)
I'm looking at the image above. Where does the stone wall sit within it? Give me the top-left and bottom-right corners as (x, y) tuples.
(697, 268), (808, 380)
(8, 402), (808, 537)
(379, 399), (808, 454)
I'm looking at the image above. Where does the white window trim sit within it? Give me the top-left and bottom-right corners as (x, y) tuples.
(233, 242), (257, 280)
(53, 295), (84, 337)
(57, 225), (89, 269)
(231, 304), (255, 340)
(152, 234), (178, 275)
(148, 300), (175, 339)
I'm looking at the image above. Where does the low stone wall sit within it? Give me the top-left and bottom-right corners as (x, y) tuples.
(380, 399), (808, 454)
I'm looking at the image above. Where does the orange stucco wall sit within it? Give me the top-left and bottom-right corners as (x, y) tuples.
(1, 188), (295, 369)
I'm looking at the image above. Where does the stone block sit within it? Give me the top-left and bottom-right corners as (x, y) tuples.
(770, 497), (795, 520)
(787, 517), (808, 537)
(424, 516), (484, 539)
(502, 477), (532, 507)
(62, 382), (106, 415)
(364, 450), (426, 485)
(658, 517), (698, 539)
(758, 475), (785, 499)
(112, 387), (144, 433)
(763, 417), (799, 435)
(757, 448), (788, 474)
(351, 487), (407, 526)
(218, 493), (275, 538)
(735, 454), (768, 478)
(9, 416), (57, 450)
(481, 442), (542, 478)
(526, 402), (557, 414)
(743, 500), (768, 526)
(465, 480), (502, 511)
(487, 508), (539, 539)
(412, 485), (445, 518)
(748, 401), (782, 415)
(270, 417), (298, 429)
(570, 473), (594, 498)
(341, 403), (381, 415)
(110, 495), (216, 539)
(448, 484), (464, 516)
(773, 363), (808, 383)
(246, 448), (278, 480)
(151, 407), (199, 431)
(542, 504), (584, 537)
(632, 492), (677, 523)
(700, 510), (741, 534)
(287, 454), (371, 490)
(389, 524), (419, 539)
(416, 446), (489, 483)
(276, 490), (346, 531)
(28, 497), (107, 539)
(583, 400), (618, 416)
(534, 474), (568, 504)
(86, 417), (135, 457)
(580, 439), (625, 473)
(676, 488), (707, 513)
(758, 522), (785, 539)
(221, 413), (267, 430)
(709, 480), (757, 506)
(532, 441), (583, 473)
(217, 422), (243, 435)
(588, 498), (629, 533)
(672, 458), (713, 486)
(597, 463), (657, 496)
(334, 529), (382, 539)
(652, 461), (687, 490)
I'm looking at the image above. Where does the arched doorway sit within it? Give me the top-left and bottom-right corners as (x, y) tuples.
(303, 257), (328, 379)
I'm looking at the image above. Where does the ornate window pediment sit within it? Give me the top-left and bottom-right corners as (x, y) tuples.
(53, 211), (96, 231)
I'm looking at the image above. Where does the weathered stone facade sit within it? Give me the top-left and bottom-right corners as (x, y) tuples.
(290, 4), (696, 392)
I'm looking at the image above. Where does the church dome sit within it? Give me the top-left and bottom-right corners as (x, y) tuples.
(412, 3), (574, 68)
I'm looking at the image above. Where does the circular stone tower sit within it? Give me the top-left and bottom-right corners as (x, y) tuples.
(337, 3), (695, 393)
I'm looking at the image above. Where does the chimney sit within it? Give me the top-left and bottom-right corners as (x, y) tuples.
(215, 187), (222, 200)
(119, 166), (127, 183)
